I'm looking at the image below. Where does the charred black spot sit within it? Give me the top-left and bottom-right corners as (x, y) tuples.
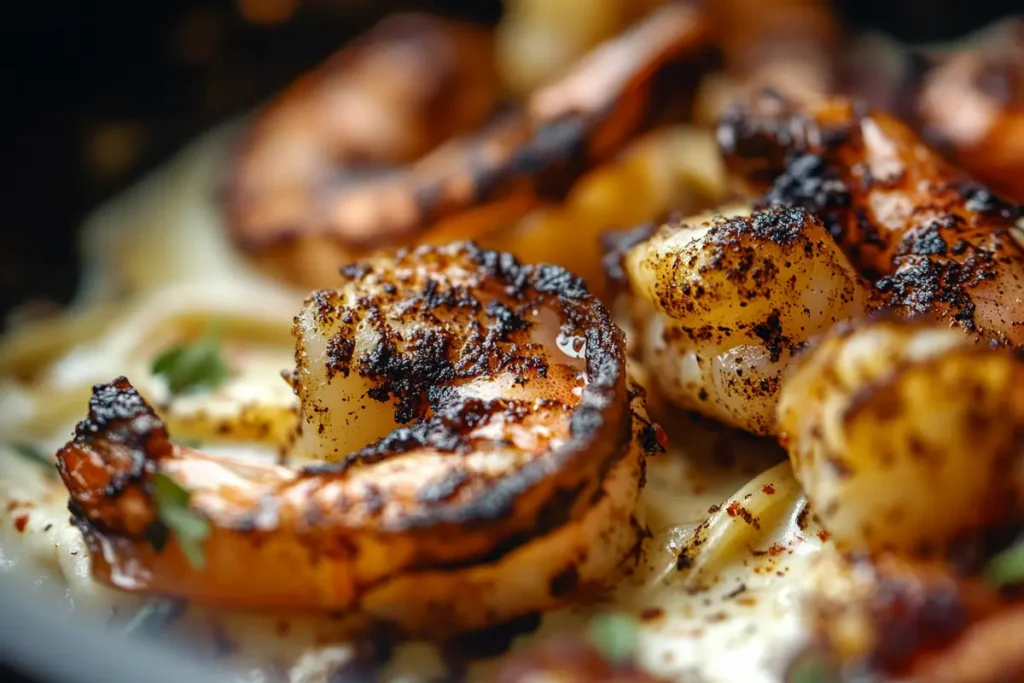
(600, 223), (657, 287)
(417, 469), (471, 505)
(746, 206), (813, 244)
(760, 154), (850, 240)
(954, 181), (1020, 220)
(751, 310), (787, 363)
(900, 222), (948, 257)
(548, 564), (580, 597)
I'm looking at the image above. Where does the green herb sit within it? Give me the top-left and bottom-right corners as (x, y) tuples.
(8, 441), (56, 474)
(119, 599), (184, 636)
(586, 613), (638, 665)
(985, 541), (1024, 587)
(151, 322), (230, 396)
(785, 647), (841, 683)
(153, 472), (210, 569)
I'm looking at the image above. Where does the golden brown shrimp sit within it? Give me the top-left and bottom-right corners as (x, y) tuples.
(616, 205), (868, 435)
(55, 243), (659, 635)
(915, 18), (1024, 204)
(777, 317), (1024, 680)
(694, 0), (839, 123)
(225, 2), (710, 290)
(496, 0), (666, 97)
(777, 317), (1024, 556)
(719, 93), (1024, 348)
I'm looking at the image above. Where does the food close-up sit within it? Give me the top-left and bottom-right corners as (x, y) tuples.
(2, 1), (1023, 682)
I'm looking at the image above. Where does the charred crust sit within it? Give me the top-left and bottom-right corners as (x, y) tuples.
(224, 2), (709, 262)
(57, 378), (172, 540)
(759, 153), (851, 241)
(599, 223), (657, 287)
(299, 243), (633, 536)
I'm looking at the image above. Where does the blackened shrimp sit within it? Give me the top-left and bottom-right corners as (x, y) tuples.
(719, 93), (1024, 348)
(915, 18), (1024, 203)
(55, 244), (658, 635)
(778, 316), (1024, 556)
(225, 2), (710, 289)
(777, 317), (1024, 679)
(695, 0), (839, 123)
(618, 205), (867, 434)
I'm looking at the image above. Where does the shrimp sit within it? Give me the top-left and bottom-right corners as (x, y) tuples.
(777, 316), (1024, 556)
(617, 205), (868, 435)
(55, 243), (659, 636)
(225, 2), (710, 289)
(777, 317), (1024, 680)
(694, 0), (839, 123)
(718, 93), (1024, 348)
(915, 18), (1024, 203)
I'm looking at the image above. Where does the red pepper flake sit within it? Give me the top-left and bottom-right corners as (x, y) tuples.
(654, 425), (669, 451)
(767, 543), (786, 556)
(778, 433), (790, 448)
(726, 502), (760, 529)
(761, 484), (776, 495)
(708, 504), (721, 514)
(14, 514), (29, 532)
(817, 530), (831, 542)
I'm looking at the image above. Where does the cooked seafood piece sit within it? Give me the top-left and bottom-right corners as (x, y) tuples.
(777, 317), (1024, 680)
(617, 205), (868, 434)
(497, 0), (666, 96)
(778, 317), (1024, 556)
(695, 0), (839, 122)
(55, 244), (657, 635)
(719, 93), (1024, 348)
(225, 2), (710, 289)
(916, 18), (1024, 203)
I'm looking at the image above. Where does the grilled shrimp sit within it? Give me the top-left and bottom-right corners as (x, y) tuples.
(55, 244), (658, 635)
(719, 93), (1024, 348)
(778, 317), (1024, 679)
(778, 316), (1024, 555)
(695, 0), (839, 123)
(915, 18), (1024, 203)
(226, 3), (709, 290)
(618, 205), (868, 434)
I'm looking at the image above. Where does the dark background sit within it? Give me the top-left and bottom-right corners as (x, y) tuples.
(0, 0), (1019, 315)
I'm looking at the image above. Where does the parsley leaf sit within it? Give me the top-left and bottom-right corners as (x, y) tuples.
(986, 541), (1024, 587)
(153, 473), (210, 569)
(785, 647), (841, 683)
(152, 323), (230, 396)
(119, 599), (184, 636)
(8, 441), (56, 474)
(586, 613), (638, 665)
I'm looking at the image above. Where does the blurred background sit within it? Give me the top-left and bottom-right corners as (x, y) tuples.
(0, 0), (1019, 318)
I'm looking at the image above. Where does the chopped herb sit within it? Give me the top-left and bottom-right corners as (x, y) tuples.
(8, 441), (56, 474)
(152, 322), (230, 396)
(985, 541), (1024, 587)
(153, 473), (210, 569)
(586, 613), (638, 665)
(119, 599), (184, 636)
(785, 646), (841, 683)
